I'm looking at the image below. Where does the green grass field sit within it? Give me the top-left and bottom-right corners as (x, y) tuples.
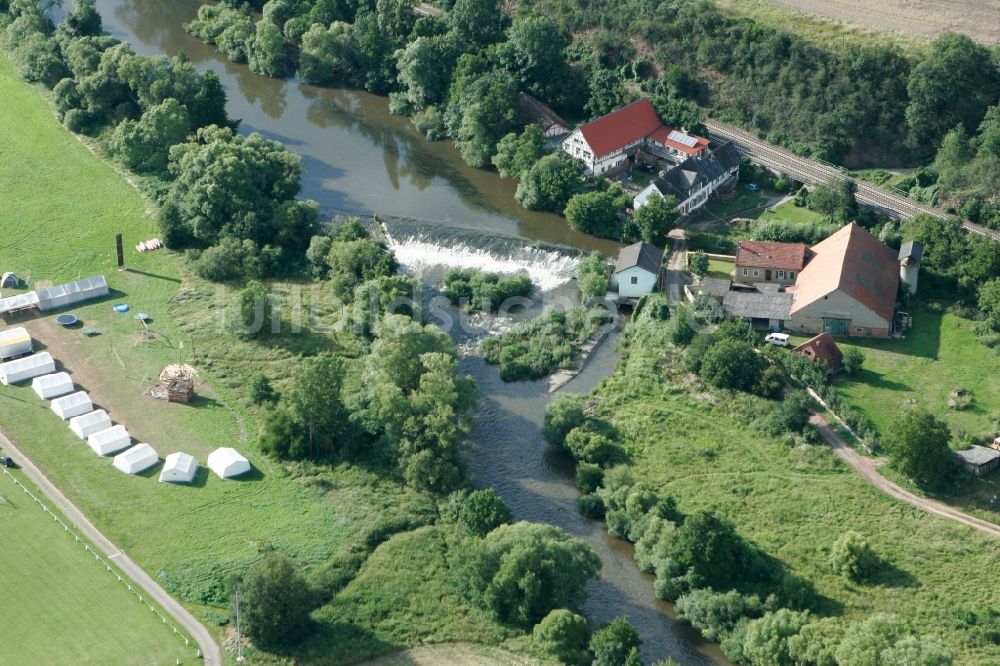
(593, 320), (1000, 663)
(0, 469), (196, 665)
(706, 257), (735, 279)
(0, 53), (519, 664)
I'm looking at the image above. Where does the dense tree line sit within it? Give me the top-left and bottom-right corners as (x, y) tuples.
(0, 0), (324, 280)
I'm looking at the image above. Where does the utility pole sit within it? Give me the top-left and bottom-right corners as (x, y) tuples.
(235, 585), (244, 662)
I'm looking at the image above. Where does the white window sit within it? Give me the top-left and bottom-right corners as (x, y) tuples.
(742, 268), (748, 277)
(752, 269), (759, 277)
(777, 270), (785, 279)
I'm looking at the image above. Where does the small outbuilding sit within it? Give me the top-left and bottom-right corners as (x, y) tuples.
(953, 445), (1000, 477)
(113, 443), (159, 475)
(0, 351), (55, 385)
(612, 242), (664, 298)
(31, 372), (74, 399)
(793, 332), (844, 374)
(0, 272), (18, 289)
(88, 425), (132, 456)
(159, 452), (198, 484)
(207, 447), (250, 479)
(51, 391), (93, 420)
(0, 327), (32, 360)
(69, 409), (112, 440)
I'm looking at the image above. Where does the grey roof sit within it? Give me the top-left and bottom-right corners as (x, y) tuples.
(723, 287), (793, 321)
(952, 445), (1000, 466)
(650, 142), (740, 201)
(898, 240), (923, 263)
(700, 277), (732, 298)
(615, 242), (664, 274)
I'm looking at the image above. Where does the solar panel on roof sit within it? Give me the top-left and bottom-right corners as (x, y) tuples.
(667, 130), (699, 148)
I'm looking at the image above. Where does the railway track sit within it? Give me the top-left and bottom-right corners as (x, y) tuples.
(704, 120), (1000, 242)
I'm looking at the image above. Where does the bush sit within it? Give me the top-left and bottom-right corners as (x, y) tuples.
(589, 617), (641, 666)
(237, 554), (314, 648)
(689, 251), (709, 277)
(412, 106), (446, 139)
(564, 427), (623, 466)
(443, 268), (533, 312)
(577, 252), (610, 304)
(675, 589), (765, 641)
(740, 609), (812, 666)
(577, 493), (606, 519)
(699, 339), (764, 392)
(576, 462), (604, 493)
(756, 365), (785, 399)
(248, 373), (278, 405)
(543, 394), (588, 447)
(454, 488), (512, 536)
(237, 280), (273, 337)
(533, 609), (590, 665)
(842, 346), (865, 375)
(830, 530), (880, 582)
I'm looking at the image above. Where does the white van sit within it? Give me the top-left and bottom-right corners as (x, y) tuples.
(764, 332), (790, 347)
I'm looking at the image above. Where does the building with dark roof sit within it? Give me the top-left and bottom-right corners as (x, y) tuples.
(612, 242), (663, 298)
(633, 142), (741, 215)
(953, 445), (1000, 477)
(560, 99), (709, 175)
(722, 282), (794, 330)
(793, 332), (844, 373)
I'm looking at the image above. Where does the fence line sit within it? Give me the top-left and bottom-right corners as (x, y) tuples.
(0, 467), (199, 659)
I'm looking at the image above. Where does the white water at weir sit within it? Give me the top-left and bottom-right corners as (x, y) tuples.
(383, 229), (583, 292)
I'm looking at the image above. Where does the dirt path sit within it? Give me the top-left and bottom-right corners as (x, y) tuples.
(809, 414), (1000, 538)
(0, 429), (223, 665)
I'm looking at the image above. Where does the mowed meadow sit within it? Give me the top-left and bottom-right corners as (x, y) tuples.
(0, 54), (521, 663)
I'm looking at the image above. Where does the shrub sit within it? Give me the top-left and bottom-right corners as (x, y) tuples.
(543, 394), (588, 447)
(565, 427), (623, 466)
(412, 106), (446, 139)
(756, 365), (785, 399)
(443, 268), (533, 313)
(454, 488), (512, 536)
(248, 373), (278, 405)
(740, 609), (812, 666)
(699, 339), (764, 392)
(577, 493), (606, 519)
(830, 530), (880, 582)
(675, 589), (765, 641)
(589, 617), (641, 666)
(237, 280), (273, 337)
(689, 251), (709, 277)
(236, 554), (314, 648)
(576, 462), (604, 493)
(533, 609), (590, 665)
(842, 346), (865, 375)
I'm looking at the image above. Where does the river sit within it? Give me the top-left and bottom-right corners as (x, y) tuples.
(92, 0), (725, 662)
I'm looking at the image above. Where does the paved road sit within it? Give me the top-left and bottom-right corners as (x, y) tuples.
(705, 119), (1000, 243)
(0, 429), (223, 665)
(809, 414), (1000, 538)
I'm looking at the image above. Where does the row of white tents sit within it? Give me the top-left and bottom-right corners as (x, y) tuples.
(0, 275), (108, 317)
(1, 328), (252, 482)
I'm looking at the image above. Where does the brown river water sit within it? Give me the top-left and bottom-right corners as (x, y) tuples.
(92, 0), (728, 661)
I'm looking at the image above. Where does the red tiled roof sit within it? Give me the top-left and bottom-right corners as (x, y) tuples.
(578, 99), (663, 159)
(647, 126), (709, 155)
(793, 332), (843, 367)
(736, 241), (809, 271)
(788, 223), (899, 324)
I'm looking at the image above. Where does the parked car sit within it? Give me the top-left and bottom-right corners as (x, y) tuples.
(764, 332), (790, 347)
(0, 455), (15, 468)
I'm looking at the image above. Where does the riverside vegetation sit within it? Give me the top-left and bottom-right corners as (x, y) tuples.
(181, 0), (1000, 230)
(0, 2), (647, 663)
(544, 294), (1000, 665)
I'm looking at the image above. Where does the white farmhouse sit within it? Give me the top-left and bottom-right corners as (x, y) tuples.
(611, 242), (664, 298)
(633, 142), (741, 216)
(561, 99), (709, 176)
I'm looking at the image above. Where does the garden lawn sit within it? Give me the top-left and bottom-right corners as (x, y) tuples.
(706, 258), (735, 279)
(0, 469), (197, 666)
(591, 333), (1000, 663)
(0, 53), (515, 663)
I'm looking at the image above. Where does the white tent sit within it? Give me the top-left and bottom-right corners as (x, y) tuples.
(113, 443), (159, 475)
(36, 275), (109, 311)
(0, 327), (32, 359)
(31, 372), (74, 399)
(0, 272), (18, 288)
(51, 391), (93, 420)
(207, 447), (250, 479)
(88, 425), (131, 456)
(69, 409), (112, 440)
(159, 452), (198, 483)
(0, 352), (55, 385)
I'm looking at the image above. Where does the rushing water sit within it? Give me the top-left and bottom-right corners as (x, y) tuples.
(92, 1), (726, 661)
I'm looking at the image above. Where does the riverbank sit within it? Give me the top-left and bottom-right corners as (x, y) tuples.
(577, 307), (1000, 663)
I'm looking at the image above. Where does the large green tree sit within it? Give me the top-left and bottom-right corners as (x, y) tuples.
(884, 407), (953, 490)
(237, 554), (313, 649)
(515, 152), (584, 212)
(564, 190), (619, 237)
(699, 339), (764, 393)
(108, 97), (191, 174)
(299, 21), (358, 85)
(633, 194), (679, 243)
(492, 124), (546, 179)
